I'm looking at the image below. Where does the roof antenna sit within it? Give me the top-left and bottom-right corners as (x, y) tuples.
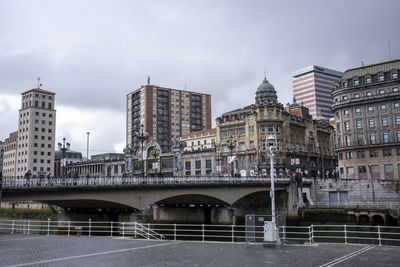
(361, 61), (364, 67)
(184, 81), (187, 90)
(264, 68), (267, 81)
(37, 77), (42, 88)
(388, 40), (392, 60)
(147, 76), (150, 86)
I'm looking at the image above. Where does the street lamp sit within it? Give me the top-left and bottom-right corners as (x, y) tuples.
(266, 134), (278, 244)
(225, 136), (236, 177)
(134, 124), (149, 177)
(58, 138), (70, 178)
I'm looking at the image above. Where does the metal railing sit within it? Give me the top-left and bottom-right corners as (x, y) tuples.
(310, 201), (400, 210)
(1, 218), (400, 246)
(1, 176), (302, 190)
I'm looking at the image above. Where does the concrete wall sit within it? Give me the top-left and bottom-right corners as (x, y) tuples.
(310, 178), (400, 203)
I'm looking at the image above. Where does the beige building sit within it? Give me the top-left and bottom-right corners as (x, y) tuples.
(216, 78), (336, 177)
(2, 131), (18, 178)
(179, 128), (216, 152)
(16, 88), (56, 178)
(127, 84), (211, 153)
(332, 59), (400, 180)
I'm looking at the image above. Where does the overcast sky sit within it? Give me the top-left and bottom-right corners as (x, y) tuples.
(1, 0), (399, 156)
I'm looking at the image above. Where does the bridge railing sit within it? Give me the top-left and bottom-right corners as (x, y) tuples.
(1, 218), (400, 246)
(310, 202), (400, 210)
(1, 176), (301, 190)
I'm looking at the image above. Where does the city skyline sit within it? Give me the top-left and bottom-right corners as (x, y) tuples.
(1, 0), (399, 156)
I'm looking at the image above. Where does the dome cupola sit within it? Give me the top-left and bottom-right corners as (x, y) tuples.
(255, 77), (278, 105)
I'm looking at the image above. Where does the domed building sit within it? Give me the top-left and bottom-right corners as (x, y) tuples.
(215, 77), (336, 178)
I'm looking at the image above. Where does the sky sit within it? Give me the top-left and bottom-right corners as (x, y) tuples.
(1, 0), (399, 156)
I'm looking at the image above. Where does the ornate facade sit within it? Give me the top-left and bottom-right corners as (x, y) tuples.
(216, 78), (336, 177)
(332, 59), (400, 180)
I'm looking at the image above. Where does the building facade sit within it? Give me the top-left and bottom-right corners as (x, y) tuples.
(2, 131), (18, 178)
(179, 128), (216, 152)
(292, 65), (343, 120)
(126, 85), (211, 153)
(216, 78), (336, 177)
(16, 88), (56, 178)
(332, 59), (400, 180)
(0, 141), (4, 175)
(54, 150), (83, 177)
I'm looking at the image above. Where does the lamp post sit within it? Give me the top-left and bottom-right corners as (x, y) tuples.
(58, 138), (70, 178)
(134, 124), (149, 177)
(267, 135), (277, 228)
(225, 136), (236, 177)
(213, 143), (222, 176)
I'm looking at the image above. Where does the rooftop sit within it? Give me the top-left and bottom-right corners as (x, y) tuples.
(22, 87), (56, 95)
(341, 59), (400, 80)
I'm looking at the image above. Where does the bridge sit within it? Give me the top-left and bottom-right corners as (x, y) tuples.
(1, 176), (308, 223)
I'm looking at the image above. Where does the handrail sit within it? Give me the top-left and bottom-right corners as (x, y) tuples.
(309, 202), (400, 210)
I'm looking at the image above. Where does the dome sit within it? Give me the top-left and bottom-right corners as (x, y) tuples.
(255, 77), (278, 105)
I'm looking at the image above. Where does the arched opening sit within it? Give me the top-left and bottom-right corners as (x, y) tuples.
(358, 215), (371, 225)
(371, 214), (384, 225)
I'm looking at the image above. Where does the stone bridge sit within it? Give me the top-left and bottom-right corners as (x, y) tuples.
(1, 176), (308, 223)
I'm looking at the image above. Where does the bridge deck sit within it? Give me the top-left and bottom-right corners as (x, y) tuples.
(0, 234), (399, 266)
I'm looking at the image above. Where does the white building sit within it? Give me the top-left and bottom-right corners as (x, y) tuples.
(16, 88), (56, 178)
(2, 131), (18, 178)
(292, 65), (343, 120)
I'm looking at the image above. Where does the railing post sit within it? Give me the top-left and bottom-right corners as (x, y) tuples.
(134, 222), (137, 238)
(27, 220), (30, 235)
(202, 224), (205, 242)
(11, 219), (15, 234)
(377, 225), (381, 246)
(344, 224), (347, 244)
(174, 224), (176, 241)
(68, 221), (70, 237)
(311, 224), (314, 244)
(231, 225), (234, 243)
(110, 221), (113, 237)
(88, 218), (91, 237)
(122, 222), (125, 238)
(147, 223), (150, 240)
(47, 218), (50, 236)
(282, 226), (286, 244)
(308, 226), (312, 245)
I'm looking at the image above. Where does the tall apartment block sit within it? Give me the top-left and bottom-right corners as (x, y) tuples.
(16, 88), (56, 178)
(332, 59), (400, 180)
(2, 131), (18, 178)
(127, 85), (211, 153)
(292, 65), (343, 120)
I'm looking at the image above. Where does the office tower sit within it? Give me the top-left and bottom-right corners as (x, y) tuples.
(292, 65), (343, 120)
(16, 88), (56, 178)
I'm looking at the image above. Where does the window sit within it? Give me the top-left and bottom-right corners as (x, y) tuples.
(366, 77), (371, 83)
(393, 73), (398, 79)
(249, 141), (254, 149)
(343, 95), (348, 101)
(396, 116), (400, 125)
(370, 150), (378, 157)
(367, 106), (373, 112)
(356, 120), (362, 129)
(379, 89), (385, 94)
(354, 93), (359, 98)
(366, 91), (372, 96)
(239, 142), (245, 151)
(395, 102), (400, 108)
(383, 148), (392, 156)
(344, 121), (350, 130)
(339, 153), (343, 160)
(393, 87), (399, 92)
(383, 132), (389, 143)
(397, 131), (400, 142)
(380, 104), (387, 110)
(343, 110), (349, 115)
(368, 119), (375, 127)
(358, 166), (367, 174)
(354, 79), (359, 86)
(345, 136), (351, 146)
(357, 134), (364, 145)
(267, 125), (274, 133)
(381, 117), (388, 126)
(345, 152), (352, 159)
(378, 75), (384, 81)
(370, 133), (376, 144)
(239, 128), (245, 136)
(343, 82), (348, 87)
(357, 151), (365, 158)
(355, 107), (361, 113)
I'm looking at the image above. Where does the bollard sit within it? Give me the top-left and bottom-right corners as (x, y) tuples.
(110, 221), (113, 237)
(231, 225), (234, 243)
(202, 224), (205, 242)
(88, 218), (91, 237)
(68, 221), (70, 237)
(174, 224), (176, 241)
(47, 218), (51, 236)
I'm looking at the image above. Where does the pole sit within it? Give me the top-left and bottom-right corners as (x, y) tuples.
(270, 151), (276, 227)
(86, 132), (90, 161)
(230, 149), (234, 177)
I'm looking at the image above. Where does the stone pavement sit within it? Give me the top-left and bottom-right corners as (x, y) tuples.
(0, 234), (400, 266)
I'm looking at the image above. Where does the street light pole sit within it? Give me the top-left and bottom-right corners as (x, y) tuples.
(267, 135), (277, 227)
(225, 136), (236, 177)
(134, 124), (149, 177)
(58, 138), (70, 178)
(86, 132), (90, 161)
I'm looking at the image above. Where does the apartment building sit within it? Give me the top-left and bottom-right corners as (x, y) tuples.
(2, 131), (18, 178)
(127, 85), (211, 153)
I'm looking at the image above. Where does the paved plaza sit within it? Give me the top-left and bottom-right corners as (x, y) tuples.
(0, 234), (400, 266)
